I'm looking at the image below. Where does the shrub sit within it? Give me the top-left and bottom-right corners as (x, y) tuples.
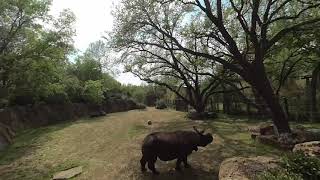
(155, 99), (167, 109)
(281, 151), (320, 179)
(43, 83), (69, 104)
(258, 169), (302, 180)
(258, 152), (320, 180)
(136, 103), (147, 109)
(82, 80), (104, 105)
(64, 76), (83, 103)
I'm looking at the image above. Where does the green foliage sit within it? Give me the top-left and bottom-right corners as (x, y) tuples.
(281, 152), (320, 179)
(120, 85), (147, 103)
(0, 0), (140, 107)
(82, 80), (105, 105)
(63, 76), (83, 103)
(258, 169), (302, 180)
(101, 73), (121, 92)
(0, 0), (77, 106)
(258, 152), (320, 180)
(70, 55), (103, 82)
(43, 83), (69, 104)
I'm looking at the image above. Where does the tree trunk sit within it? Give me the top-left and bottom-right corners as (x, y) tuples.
(310, 63), (320, 122)
(283, 97), (290, 119)
(194, 98), (206, 113)
(252, 88), (269, 117)
(248, 66), (291, 134)
(222, 85), (231, 114)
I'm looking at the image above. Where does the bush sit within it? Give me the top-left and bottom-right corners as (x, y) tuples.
(64, 76), (83, 103)
(155, 99), (167, 109)
(136, 103), (147, 109)
(258, 169), (302, 180)
(43, 83), (69, 104)
(281, 151), (320, 179)
(82, 80), (104, 105)
(258, 152), (320, 180)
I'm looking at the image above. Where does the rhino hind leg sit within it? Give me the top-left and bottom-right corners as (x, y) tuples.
(183, 157), (191, 168)
(176, 155), (190, 171)
(147, 157), (159, 175)
(140, 156), (147, 172)
(175, 158), (182, 171)
(184, 163), (191, 168)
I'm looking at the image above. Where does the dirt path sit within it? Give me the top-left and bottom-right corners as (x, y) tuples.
(0, 108), (283, 180)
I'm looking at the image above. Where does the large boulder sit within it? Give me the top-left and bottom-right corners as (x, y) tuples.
(293, 141), (320, 157)
(219, 156), (279, 180)
(249, 123), (320, 150)
(249, 123), (275, 139)
(187, 111), (218, 120)
(89, 110), (106, 118)
(294, 128), (320, 142)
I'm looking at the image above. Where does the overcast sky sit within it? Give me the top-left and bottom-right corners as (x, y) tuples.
(50, 0), (142, 85)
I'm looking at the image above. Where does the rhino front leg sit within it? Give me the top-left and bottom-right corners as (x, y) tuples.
(183, 156), (191, 168)
(175, 158), (182, 171)
(147, 157), (159, 175)
(140, 156), (147, 172)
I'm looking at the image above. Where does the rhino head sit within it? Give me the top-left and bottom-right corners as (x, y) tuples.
(193, 126), (213, 147)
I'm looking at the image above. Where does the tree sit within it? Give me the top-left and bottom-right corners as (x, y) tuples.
(82, 80), (104, 105)
(266, 17), (320, 121)
(0, 2), (76, 104)
(0, 0), (53, 87)
(110, 0), (320, 133)
(124, 44), (241, 113)
(70, 55), (103, 82)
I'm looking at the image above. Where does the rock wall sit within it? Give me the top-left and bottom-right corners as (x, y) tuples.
(0, 98), (144, 150)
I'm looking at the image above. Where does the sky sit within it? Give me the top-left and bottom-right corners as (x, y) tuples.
(50, 0), (143, 85)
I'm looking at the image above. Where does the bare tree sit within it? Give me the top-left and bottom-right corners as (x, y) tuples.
(110, 0), (320, 133)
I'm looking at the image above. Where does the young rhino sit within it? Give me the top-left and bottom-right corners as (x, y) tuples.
(140, 126), (213, 174)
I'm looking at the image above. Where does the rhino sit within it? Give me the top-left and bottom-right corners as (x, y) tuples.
(140, 126), (213, 174)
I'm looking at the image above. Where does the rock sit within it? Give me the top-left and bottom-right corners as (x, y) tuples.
(207, 112), (218, 119)
(89, 110), (106, 118)
(52, 166), (83, 180)
(278, 133), (296, 146)
(155, 104), (167, 109)
(259, 124), (275, 135)
(293, 141), (320, 157)
(249, 123), (275, 140)
(292, 128), (320, 144)
(187, 111), (218, 120)
(256, 135), (278, 145)
(219, 156), (279, 180)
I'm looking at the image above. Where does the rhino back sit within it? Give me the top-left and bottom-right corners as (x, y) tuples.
(142, 131), (199, 161)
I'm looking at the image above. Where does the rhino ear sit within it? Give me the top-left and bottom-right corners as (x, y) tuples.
(193, 126), (205, 134)
(193, 126), (200, 134)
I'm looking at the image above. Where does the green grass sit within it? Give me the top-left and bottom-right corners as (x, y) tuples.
(0, 108), (319, 180)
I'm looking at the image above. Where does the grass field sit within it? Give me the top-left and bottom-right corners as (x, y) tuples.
(0, 108), (319, 180)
